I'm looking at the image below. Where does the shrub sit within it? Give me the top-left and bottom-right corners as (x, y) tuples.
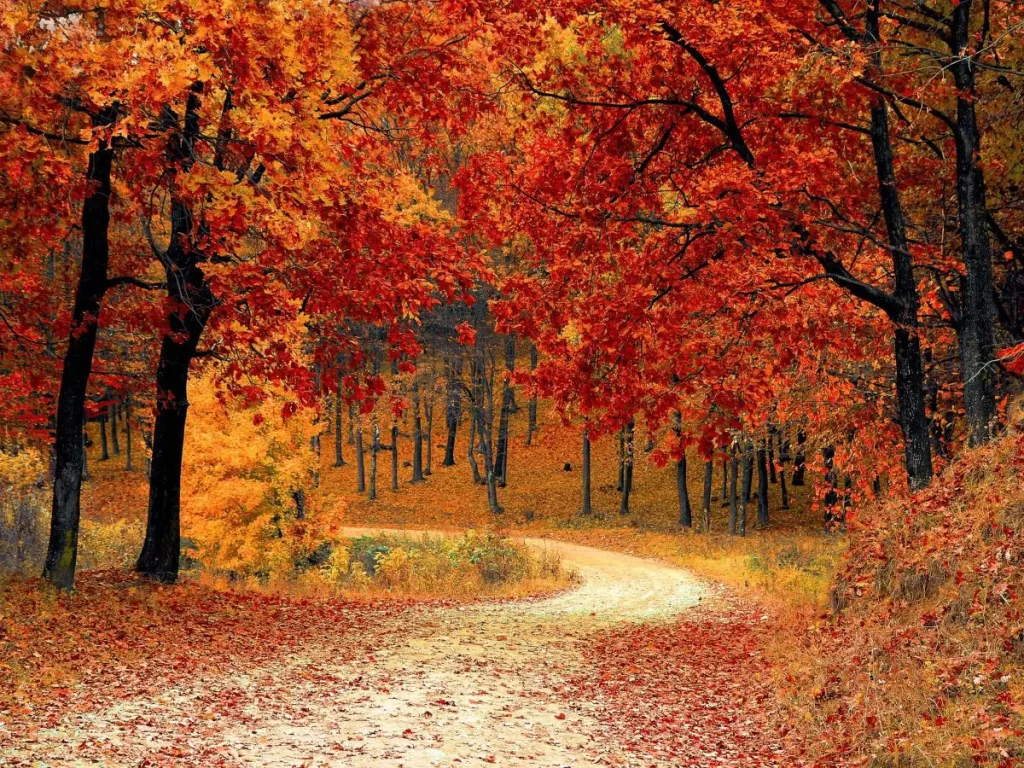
(327, 530), (568, 597)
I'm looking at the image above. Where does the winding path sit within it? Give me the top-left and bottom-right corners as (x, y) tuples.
(9, 534), (723, 767)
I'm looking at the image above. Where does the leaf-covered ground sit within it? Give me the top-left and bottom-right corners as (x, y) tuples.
(1, 540), (813, 767)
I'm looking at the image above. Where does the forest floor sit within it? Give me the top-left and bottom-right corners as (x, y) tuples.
(1, 536), (809, 767)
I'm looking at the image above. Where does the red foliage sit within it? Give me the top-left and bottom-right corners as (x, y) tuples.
(576, 592), (818, 767)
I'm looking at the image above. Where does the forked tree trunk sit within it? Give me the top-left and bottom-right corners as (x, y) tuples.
(137, 89), (214, 584)
(43, 128), (115, 591)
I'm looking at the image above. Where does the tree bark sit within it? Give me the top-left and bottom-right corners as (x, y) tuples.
(950, 0), (997, 446)
(99, 414), (109, 461)
(756, 443), (770, 528)
(792, 431), (806, 486)
(739, 442), (753, 537)
(390, 422), (399, 491)
(618, 419), (634, 516)
(526, 344), (539, 446)
(728, 449), (739, 535)
(424, 394), (434, 476)
(411, 383), (424, 483)
(356, 427), (366, 492)
(443, 351), (463, 466)
(701, 460), (713, 531)
(334, 371), (345, 467)
(674, 414), (691, 527)
(43, 127), (115, 591)
(125, 394), (134, 472)
(136, 88), (215, 584)
(581, 428), (592, 516)
(369, 423), (379, 501)
(494, 336), (515, 487)
(110, 398), (120, 455)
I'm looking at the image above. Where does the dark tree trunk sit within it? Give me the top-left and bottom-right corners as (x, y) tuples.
(728, 450), (739, 535)
(110, 400), (120, 455)
(581, 429), (593, 516)
(619, 419), (634, 516)
(525, 344), (538, 446)
(443, 352), (463, 466)
(617, 429), (625, 492)
(674, 413), (691, 527)
(391, 423), (399, 491)
(99, 415), (109, 461)
(823, 446), (839, 529)
(348, 403), (355, 445)
(137, 88), (214, 584)
(494, 336), (515, 487)
(863, 46), (933, 488)
(721, 458), (729, 505)
(756, 444), (770, 528)
(293, 488), (305, 520)
(792, 431), (806, 486)
(125, 394), (134, 472)
(950, 1), (997, 446)
(356, 428), (366, 493)
(43, 129), (115, 591)
(369, 424), (379, 501)
(334, 371), (345, 467)
(701, 460), (713, 531)
(424, 395), (434, 476)
(766, 430), (776, 483)
(739, 442), (753, 537)
(467, 409), (482, 484)
(411, 384), (424, 483)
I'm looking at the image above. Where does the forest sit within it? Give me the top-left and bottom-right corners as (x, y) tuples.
(2, 0), (1024, 765)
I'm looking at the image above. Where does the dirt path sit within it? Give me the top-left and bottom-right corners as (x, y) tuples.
(7, 533), (712, 767)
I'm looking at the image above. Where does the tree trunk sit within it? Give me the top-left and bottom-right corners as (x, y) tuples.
(581, 429), (593, 516)
(468, 408), (482, 484)
(99, 415), (109, 461)
(43, 130), (115, 591)
(618, 419), (634, 516)
(494, 336), (515, 487)
(792, 431), (806, 486)
(443, 352), (463, 466)
(356, 428), (366, 492)
(701, 460), (713, 531)
(728, 450), (739, 535)
(721, 458), (729, 505)
(526, 344), (539, 446)
(424, 395), (434, 476)
(674, 414), (691, 527)
(767, 429), (776, 483)
(369, 423), (379, 501)
(739, 442), (753, 537)
(617, 428), (625, 492)
(334, 371), (345, 467)
(110, 400), (120, 455)
(348, 403), (356, 445)
(125, 394), (134, 472)
(756, 444), (770, 528)
(411, 383), (424, 483)
(137, 89), (214, 584)
(950, 0), (997, 446)
(391, 422), (399, 491)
